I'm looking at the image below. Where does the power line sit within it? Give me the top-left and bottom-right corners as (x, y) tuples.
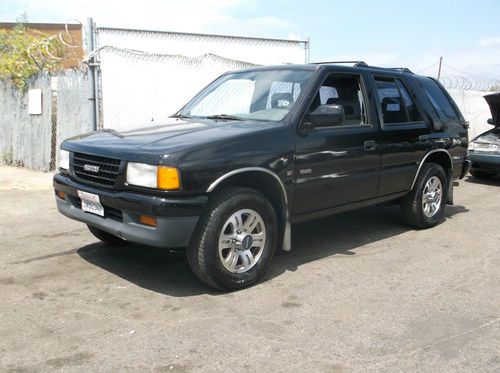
(441, 63), (498, 81)
(416, 62), (439, 74)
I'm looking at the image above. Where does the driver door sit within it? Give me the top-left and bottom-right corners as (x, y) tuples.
(293, 71), (381, 215)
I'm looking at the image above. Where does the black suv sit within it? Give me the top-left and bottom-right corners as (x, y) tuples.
(54, 62), (471, 290)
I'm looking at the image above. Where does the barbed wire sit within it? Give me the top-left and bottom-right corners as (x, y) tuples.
(413, 61), (499, 91)
(435, 63), (499, 91)
(438, 75), (500, 91)
(84, 45), (259, 70)
(27, 19), (84, 70)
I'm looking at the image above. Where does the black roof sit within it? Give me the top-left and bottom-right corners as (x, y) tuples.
(234, 62), (415, 76)
(310, 61), (414, 74)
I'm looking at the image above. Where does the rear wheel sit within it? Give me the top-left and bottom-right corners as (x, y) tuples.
(401, 163), (447, 229)
(187, 187), (277, 291)
(87, 225), (128, 246)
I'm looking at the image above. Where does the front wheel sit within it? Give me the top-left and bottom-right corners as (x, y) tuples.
(187, 187), (278, 291)
(401, 163), (447, 229)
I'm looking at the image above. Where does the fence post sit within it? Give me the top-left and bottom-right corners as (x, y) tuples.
(305, 37), (310, 63)
(86, 17), (97, 131)
(49, 75), (58, 171)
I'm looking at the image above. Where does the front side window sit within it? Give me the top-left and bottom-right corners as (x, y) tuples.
(179, 69), (313, 122)
(375, 77), (422, 124)
(308, 74), (367, 126)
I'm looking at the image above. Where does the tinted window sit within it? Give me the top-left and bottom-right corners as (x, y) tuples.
(375, 77), (422, 124)
(309, 74), (367, 126)
(265, 81), (302, 109)
(181, 69), (313, 122)
(419, 78), (459, 122)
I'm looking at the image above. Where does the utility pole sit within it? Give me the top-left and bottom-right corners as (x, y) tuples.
(437, 56), (443, 80)
(86, 17), (97, 131)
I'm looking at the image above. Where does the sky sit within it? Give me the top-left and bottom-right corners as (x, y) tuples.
(2, 0), (500, 79)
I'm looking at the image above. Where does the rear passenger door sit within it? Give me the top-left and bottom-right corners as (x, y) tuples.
(373, 75), (431, 196)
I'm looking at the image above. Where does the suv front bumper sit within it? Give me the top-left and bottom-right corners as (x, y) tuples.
(53, 173), (207, 248)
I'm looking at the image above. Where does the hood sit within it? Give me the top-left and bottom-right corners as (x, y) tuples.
(484, 92), (500, 126)
(62, 118), (282, 163)
(474, 128), (500, 145)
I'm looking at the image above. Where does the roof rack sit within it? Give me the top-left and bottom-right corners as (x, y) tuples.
(311, 61), (414, 74)
(383, 67), (413, 73)
(311, 61), (368, 67)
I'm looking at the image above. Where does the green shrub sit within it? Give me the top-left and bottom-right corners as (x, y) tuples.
(0, 19), (64, 90)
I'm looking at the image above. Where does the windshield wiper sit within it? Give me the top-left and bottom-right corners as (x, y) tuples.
(170, 114), (191, 119)
(205, 114), (243, 121)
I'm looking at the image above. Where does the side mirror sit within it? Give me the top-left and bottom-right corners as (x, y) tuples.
(308, 104), (345, 128)
(487, 118), (494, 125)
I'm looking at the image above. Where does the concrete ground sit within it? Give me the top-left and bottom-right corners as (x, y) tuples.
(0, 165), (498, 372)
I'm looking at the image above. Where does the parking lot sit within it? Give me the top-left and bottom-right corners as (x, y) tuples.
(0, 165), (498, 372)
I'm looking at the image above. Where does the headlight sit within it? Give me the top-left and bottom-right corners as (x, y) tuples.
(59, 149), (70, 170)
(126, 163), (180, 190)
(468, 142), (500, 153)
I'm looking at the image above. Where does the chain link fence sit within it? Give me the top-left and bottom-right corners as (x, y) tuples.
(94, 27), (309, 131)
(96, 48), (257, 131)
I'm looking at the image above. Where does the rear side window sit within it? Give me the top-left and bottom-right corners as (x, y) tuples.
(419, 78), (459, 122)
(374, 77), (422, 124)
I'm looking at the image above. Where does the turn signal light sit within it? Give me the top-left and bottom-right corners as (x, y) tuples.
(157, 167), (180, 190)
(139, 215), (157, 227)
(56, 190), (66, 199)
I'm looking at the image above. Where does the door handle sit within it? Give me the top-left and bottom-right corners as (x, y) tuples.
(364, 140), (376, 151)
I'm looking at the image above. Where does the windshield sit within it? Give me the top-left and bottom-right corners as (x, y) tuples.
(178, 69), (314, 122)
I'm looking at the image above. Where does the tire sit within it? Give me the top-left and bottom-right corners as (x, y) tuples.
(187, 187), (278, 291)
(87, 224), (128, 246)
(401, 163), (447, 229)
(470, 170), (493, 179)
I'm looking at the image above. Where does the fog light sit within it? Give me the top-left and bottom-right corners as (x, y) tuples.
(139, 215), (157, 227)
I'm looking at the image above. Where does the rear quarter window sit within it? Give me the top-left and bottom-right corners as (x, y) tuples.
(418, 78), (459, 122)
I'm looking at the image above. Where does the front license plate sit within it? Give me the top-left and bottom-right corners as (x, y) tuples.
(78, 190), (104, 217)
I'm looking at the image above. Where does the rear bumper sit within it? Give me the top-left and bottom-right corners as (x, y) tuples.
(469, 153), (500, 174)
(53, 173), (207, 248)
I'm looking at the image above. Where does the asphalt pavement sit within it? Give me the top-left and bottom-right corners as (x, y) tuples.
(0, 165), (498, 372)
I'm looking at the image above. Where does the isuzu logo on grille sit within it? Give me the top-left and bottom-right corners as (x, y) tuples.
(83, 164), (100, 173)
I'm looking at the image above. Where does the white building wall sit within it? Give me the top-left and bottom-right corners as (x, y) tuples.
(448, 90), (493, 139)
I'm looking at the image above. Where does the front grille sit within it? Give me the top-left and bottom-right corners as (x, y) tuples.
(72, 152), (121, 187)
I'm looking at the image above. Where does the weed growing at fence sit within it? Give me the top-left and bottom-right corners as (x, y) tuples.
(0, 20), (64, 90)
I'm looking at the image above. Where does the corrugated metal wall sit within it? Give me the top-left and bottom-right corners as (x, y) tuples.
(0, 70), (90, 171)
